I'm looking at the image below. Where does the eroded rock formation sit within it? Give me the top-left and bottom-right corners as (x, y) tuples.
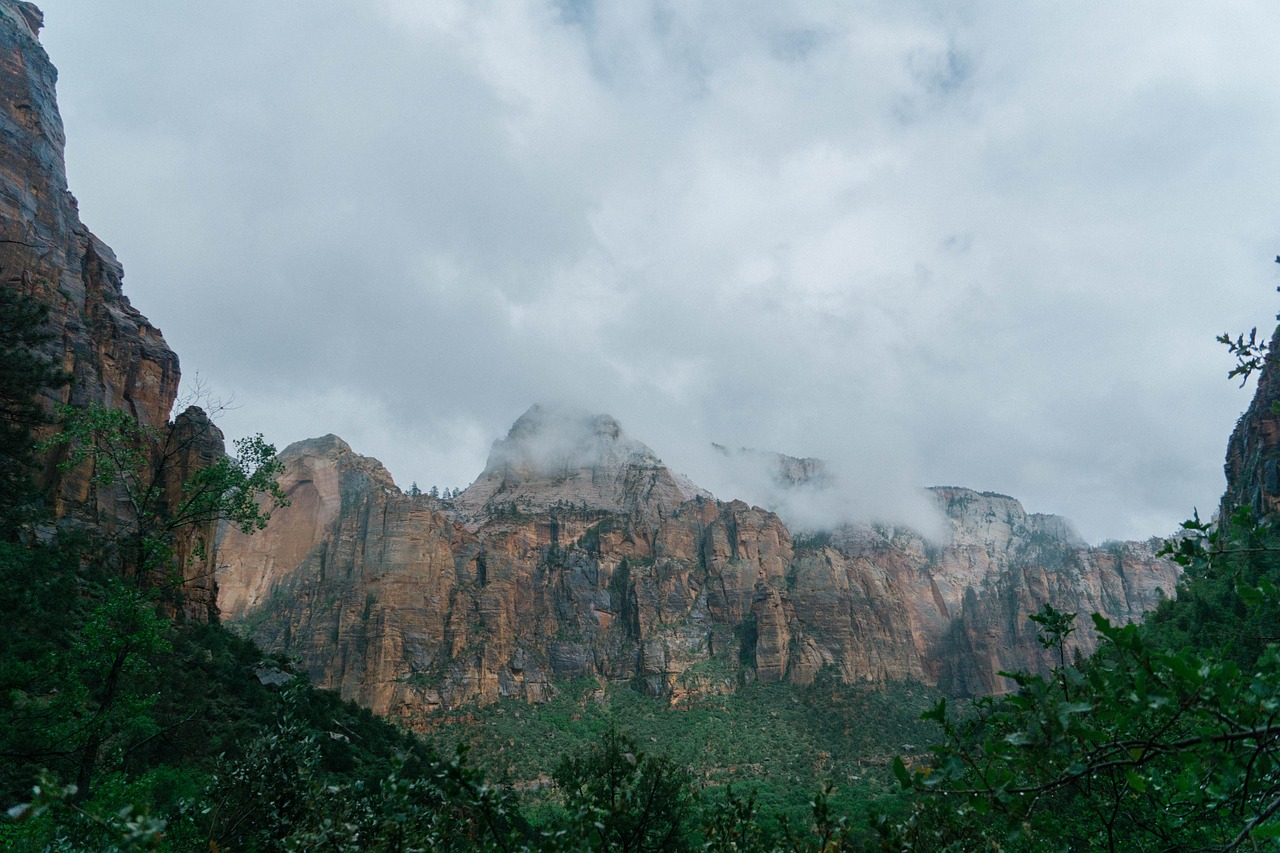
(0, 1), (219, 620)
(1222, 324), (1280, 521)
(219, 407), (1180, 722)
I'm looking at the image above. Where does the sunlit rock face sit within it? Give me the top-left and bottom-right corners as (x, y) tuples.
(0, 3), (219, 620)
(219, 407), (1179, 722)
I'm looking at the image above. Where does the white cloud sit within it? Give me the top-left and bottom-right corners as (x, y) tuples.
(36, 0), (1280, 542)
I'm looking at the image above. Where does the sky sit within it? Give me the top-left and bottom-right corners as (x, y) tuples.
(31, 0), (1280, 543)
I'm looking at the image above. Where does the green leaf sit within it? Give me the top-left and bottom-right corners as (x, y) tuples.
(892, 755), (912, 789)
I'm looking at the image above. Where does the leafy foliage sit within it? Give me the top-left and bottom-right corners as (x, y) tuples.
(433, 675), (941, 844)
(1217, 257), (1280, 387)
(44, 403), (288, 583)
(0, 288), (66, 530)
(879, 506), (1280, 851)
(551, 723), (693, 852)
(1218, 326), (1271, 387)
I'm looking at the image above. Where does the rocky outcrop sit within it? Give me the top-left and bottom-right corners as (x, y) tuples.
(453, 404), (709, 528)
(0, 2), (219, 620)
(0, 3), (178, 439)
(832, 490), (1177, 696)
(1222, 324), (1280, 521)
(712, 444), (831, 490)
(220, 409), (1180, 720)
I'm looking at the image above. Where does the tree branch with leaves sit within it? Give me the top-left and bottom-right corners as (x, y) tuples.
(43, 402), (288, 596)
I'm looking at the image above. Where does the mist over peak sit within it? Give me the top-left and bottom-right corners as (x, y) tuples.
(480, 403), (675, 483)
(457, 405), (952, 539)
(711, 444), (833, 491)
(687, 440), (950, 541)
(453, 404), (708, 523)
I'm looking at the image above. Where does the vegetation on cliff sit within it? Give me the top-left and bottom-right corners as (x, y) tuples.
(0, 292), (521, 851)
(872, 298), (1280, 850)
(0, 287), (66, 530)
(10, 272), (1280, 849)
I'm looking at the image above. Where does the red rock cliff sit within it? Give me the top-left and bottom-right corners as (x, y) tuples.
(0, 2), (220, 620)
(219, 409), (1180, 721)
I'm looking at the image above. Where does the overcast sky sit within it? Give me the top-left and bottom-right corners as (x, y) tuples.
(33, 1), (1280, 542)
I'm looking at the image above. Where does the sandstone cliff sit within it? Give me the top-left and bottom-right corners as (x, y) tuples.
(1222, 323), (1280, 521)
(220, 408), (1180, 720)
(0, 2), (219, 619)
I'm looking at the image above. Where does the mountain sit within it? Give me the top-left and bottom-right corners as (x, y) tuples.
(218, 406), (1179, 723)
(0, 0), (1178, 720)
(452, 404), (709, 527)
(0, 2), (222, 618)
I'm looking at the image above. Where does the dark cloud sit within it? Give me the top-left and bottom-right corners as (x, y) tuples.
(35, 0), (1280, 541)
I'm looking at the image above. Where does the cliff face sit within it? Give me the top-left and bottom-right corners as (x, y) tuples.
(855, 489), (1176, 696)
(219, 409), (1180, 721)
(0, 4), (178, 436)
(0, 2), (219, 619)
(1222, 324), (1280, 520)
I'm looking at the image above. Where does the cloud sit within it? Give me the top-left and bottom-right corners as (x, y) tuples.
(36, 0), (1280, 542)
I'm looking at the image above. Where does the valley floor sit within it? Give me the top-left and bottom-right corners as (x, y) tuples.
(427, 676), (946, 832)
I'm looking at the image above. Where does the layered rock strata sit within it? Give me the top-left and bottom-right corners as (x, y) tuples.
(0, 2), (219, 619)
(220, 409), (1180, 722)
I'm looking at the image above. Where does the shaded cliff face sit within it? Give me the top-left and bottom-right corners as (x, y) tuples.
(0, 3), (219, 619)
(219, 410), (1179, 720)
(835, 489), (1177, 696)
(0, 4), (178, 438)
(1222, 324), (1280, 520)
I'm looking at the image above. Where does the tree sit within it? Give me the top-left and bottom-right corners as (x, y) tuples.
(882, 518), (1280, 851)
(64, 580), (172, 801)
(45, 402), (288, 591)
(553, 723), (693, 852)
(880, 292), (1280, 851)
(0, 287), (66, 531)
(15, 399), (289, 799)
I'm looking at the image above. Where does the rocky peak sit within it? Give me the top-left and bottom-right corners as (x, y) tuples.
(929, 486), (1086, 551)
(277, 434), (398, 488)
(711, 444), (832, 491)
(218, 420), (1179, 713)
(218, 434), (401, 619)
(284, 433), (354, 457)
(1222, 324), (1280, 521)
(453, 404), (708, 524)
(0, 2), (229, 619)
(0, 2), (40, 42)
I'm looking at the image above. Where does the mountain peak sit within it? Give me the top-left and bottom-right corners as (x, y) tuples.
(280, 433), (354, 459)
(492, 404), (659, 476)
(454, 404), (708, 523)
(929, 486), (1086, 549)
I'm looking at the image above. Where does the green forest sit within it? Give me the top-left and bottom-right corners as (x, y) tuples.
(6, 280), (1280, 852)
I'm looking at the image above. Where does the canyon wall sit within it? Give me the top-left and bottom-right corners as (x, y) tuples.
(0, 1), (219, 619)
(220, 408), (1180, 724)
(1222, 323), (1280, 521)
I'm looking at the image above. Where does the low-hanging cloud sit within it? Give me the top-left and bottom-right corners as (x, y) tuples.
(687, 443), (949, 541)
(36, 0), (1280, 543)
